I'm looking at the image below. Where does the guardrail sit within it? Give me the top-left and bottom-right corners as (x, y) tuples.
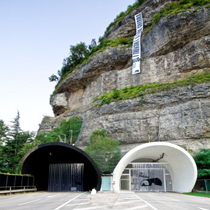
(0, 186), (37, 194)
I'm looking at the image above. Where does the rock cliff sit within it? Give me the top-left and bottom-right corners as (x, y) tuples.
(40, 0), (210, 154)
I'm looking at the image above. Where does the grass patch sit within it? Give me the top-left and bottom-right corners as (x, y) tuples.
(95, 72), (210, 106)
(144, 0), (210, 35)
(81, 36), (133, 64)
(105, 0), (210, 36)
(105, 0), (145, 33)
(183, 192), (210, 197)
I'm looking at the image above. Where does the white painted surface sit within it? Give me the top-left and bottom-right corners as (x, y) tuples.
(113, 142), (197, 192)
(18, 199), (41, 206)
(54, 192), (86, 210)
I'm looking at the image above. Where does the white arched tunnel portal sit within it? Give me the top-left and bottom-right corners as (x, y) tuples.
(113, 142), (197, 193)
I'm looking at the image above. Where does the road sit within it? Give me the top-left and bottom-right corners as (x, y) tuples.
(0, 191), (209, 210)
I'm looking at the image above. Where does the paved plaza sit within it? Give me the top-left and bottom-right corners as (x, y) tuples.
(0, 191), (210, 210)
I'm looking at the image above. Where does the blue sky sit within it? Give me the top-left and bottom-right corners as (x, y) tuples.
(0, 0), (136, 132)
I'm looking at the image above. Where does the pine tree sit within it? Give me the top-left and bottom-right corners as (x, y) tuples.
(9, 111), (22, 155)
(0, 120), (8, 145)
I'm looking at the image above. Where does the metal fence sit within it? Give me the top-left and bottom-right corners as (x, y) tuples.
(0, 174), (36, 194)
(194, 179), (210, 192)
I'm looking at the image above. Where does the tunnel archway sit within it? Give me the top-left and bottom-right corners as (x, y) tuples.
(21, 142), (101, 191)
(113, 142), (197, 193)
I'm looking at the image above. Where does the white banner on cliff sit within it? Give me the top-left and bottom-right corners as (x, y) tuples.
(132, 12), (143, 75)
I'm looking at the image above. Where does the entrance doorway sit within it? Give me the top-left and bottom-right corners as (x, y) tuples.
(48, 163), (84, 191)
(120, 163), (172, 192)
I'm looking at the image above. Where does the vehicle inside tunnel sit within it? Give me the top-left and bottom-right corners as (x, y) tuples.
(21, 142), (101, 192)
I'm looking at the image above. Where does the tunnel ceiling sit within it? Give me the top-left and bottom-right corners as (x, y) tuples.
(21, 142), (101, 191)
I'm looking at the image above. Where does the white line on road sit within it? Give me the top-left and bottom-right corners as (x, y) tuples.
(114, 200), (141, 205)
(75, 206), (108, 210)
(0, 196), (16, 200)
(66, 202), (89, 206)
(124, 205), (148, 210)
(135, 194), (159, 210)
(198, 208), (209, 210)
(54, 192), (86, 210)
(161, 196), (179, 202)
(7, 197), (16, 200)
(47, 194), (61, 198)
(18, 199), (41, 206)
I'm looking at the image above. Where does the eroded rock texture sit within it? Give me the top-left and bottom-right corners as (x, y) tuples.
(40, 0), (210, 153)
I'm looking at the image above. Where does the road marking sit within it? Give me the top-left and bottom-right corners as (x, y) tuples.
(161, 196), (179, 202)
(7, 197), (16, 200)
(114, 200), (141, 205)
(54, 192), (86, 210)
(47, 193), (60, 198)
(124, 205), (148, 210)
(75, 206), (108, 210)
(135, 194), (159, 210)
(18, 199), (41, 206)
(198, 208), (209, 210)
(118, 198), (139, 200)
(0, 196), (16, 200)
(66, 202), (89, 206)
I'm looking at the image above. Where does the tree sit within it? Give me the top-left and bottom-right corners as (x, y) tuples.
(2, 131), (35, 173)
(70, 42), (89, 67)
(49, 42), (90, 83)
(194, 149), (210, 179)
(49, 74), (59, 82)
(85, 130), (121, 174)
(8, 111), (22, 155)
(49, 70), (61, 82)
(0, 120), (8, 145)
(88, 39), (97, 51)
(0, 112), (35, 173)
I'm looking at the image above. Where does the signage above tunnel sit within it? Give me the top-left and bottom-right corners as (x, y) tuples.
(21, 142), (101, 192)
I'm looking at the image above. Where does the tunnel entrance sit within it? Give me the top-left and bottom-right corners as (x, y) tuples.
(113, 142), (197, 193)
(48, 163), (84, 191)
(21, 142), (101, 191)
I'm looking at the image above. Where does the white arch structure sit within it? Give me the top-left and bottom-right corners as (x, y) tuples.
(113, 142), (197, 192)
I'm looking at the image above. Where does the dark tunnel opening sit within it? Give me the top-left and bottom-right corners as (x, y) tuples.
(21, 142), (101, 191)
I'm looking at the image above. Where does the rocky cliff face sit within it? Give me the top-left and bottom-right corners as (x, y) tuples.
(40, 0), (210, 154)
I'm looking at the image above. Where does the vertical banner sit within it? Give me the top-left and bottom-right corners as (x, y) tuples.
(132, 12), (143, 75)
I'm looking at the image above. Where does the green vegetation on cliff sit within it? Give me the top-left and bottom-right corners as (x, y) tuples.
(105, 0), (145, 33)
(85, 129), (121, 174)
(106, 0), (210, 35)
(37, 116), (83, 144)
(50, 37), (133, 90)
(144, 0), (210, 34)
(50, 0), (210, 93)
(95, 72), (210, 106)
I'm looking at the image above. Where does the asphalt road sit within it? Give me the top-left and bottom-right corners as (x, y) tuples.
(0, 191), (209, 210)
